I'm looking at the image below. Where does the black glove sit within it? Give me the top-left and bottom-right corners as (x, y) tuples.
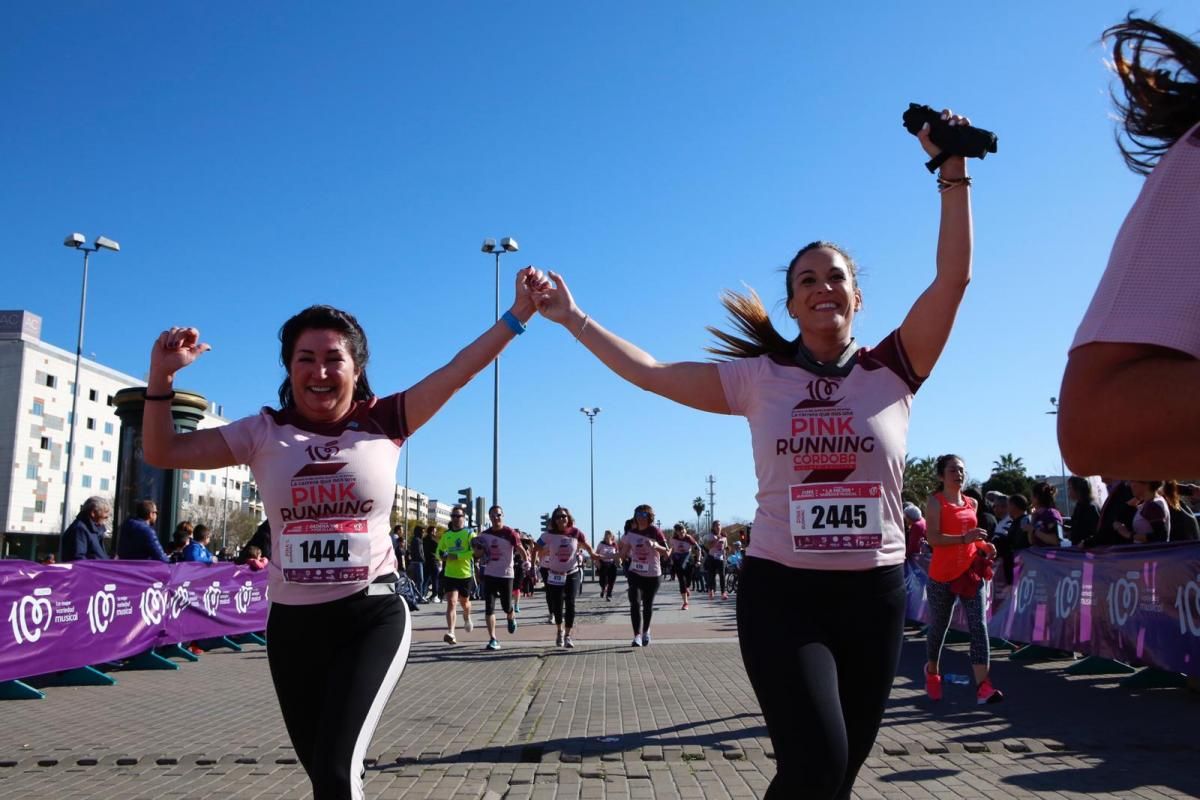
(903, 103), (998, 172)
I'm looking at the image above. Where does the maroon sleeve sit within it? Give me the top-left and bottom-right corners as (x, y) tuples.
(861, 329), (924, 394)
(572, 529), (589, 546)
(366, 392), (410, 442)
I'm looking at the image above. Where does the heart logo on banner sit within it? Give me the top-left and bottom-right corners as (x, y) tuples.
(1108, 577), (1139, 627)
(169, 583), (192, 619)
(235, 581), (254, 615)
(1055, 575), (1081, 620)
(139, 582), (167, 626)
(1016, 574), (1036, 614)
(87, 584), (118, 635)
(1175, 578), (1200, 638)
(202, 581), (222, 618)
(8, 587), (54, 645)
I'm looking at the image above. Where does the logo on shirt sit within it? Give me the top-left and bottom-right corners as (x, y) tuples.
(806, 378), (843, 405)
(306, 441), (341, 461)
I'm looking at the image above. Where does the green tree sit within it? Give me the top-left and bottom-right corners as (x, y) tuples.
(983, 453), (1033, 500)
(903, 456), (939, 508)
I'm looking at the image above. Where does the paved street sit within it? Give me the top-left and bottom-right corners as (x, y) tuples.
(3, 577), (1199, 799)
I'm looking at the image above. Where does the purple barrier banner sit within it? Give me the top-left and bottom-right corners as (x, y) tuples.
(905, 543), (1200, 677)
(1, 560), (269, 683)
(994, 542), (1200, 676)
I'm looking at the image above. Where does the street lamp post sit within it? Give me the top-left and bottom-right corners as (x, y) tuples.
(60, 233), (119, 535)
(481, 237), (519, 507)
(580, 408), (601, 555)
(1047, 397), (1068, 513)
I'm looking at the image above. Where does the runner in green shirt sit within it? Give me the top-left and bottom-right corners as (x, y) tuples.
(436, 506), (477, 644)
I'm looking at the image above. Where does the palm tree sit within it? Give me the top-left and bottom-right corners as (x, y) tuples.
(693, 497), (706, 537)
(992, 453), (1026, 475)
(903, 456), (939, 508)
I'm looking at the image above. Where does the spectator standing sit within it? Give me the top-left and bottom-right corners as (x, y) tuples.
(244, 545), (268, 571)
(964, 487), (996, 537)
(1115, 481), (1171, 543)
(1067, 477), (1101, 547)
(1028, 482), (1065, 547)
(902, 504), (926, 558)
(116, 499), (168, 562)
(60, 496), (112, 562)
(423, 527), (440, 600)
(407, 526), (425, 594)
(1095, 478), (1137, 547)
(1164, 481), (1200, 541)
(180, 524), (215, 563)
(389, 525), (406, 573)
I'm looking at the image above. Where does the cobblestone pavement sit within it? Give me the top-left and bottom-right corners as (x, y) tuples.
(3, 578), (1199, 799)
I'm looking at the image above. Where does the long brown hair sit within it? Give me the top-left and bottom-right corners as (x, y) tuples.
(706, 241), (859, 360)
(1105, 16), (1200, 175)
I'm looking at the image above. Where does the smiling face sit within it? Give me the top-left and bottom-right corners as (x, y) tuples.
(786, 246), (862, 338)
(288, 329), (361, 424)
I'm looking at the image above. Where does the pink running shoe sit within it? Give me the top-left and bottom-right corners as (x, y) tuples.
(976, 679), (1004, 705)
(682, 601), (689, 611)
(925, 670), (943, 702)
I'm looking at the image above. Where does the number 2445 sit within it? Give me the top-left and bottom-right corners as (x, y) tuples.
(810, 504), (868, 529)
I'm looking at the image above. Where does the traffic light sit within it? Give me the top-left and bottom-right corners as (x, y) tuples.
(540, 513), (551, 533)
(458, 488), (473, 526)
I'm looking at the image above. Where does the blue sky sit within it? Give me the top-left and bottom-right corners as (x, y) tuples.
(5, 2), (1195, 535)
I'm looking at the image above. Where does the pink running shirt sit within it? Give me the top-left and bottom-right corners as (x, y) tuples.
(219, 394), (409, 605)
(540, 528), (588, 575)
(717, 330), (923, 571)
(477, 526), (521, 579)
(624, 528), (667, 577)
(1073, 122), (1200, 359)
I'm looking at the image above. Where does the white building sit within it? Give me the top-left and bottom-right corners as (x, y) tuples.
(392, 484), (429, 525)
(0, 310), (260, 559)
(425, 499), (453, 529)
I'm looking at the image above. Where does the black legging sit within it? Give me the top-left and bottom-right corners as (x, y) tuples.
(737, 557), (905, 800)
(483, 575), (513, 617)
(670, 555), (694, 595)
(705, 556), (726, 593)
(267, 588), (411, 800)
(627, 572), (661, 634)
(545, 570), (581, 627)
(597, 562), (618, 597)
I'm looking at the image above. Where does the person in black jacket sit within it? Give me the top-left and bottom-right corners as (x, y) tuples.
(1066, 477), (1101, 547)
(408, 526), (426, 591)
(60, 496), (112, 561)
(1164, 481), (1200, 542)
(1094, 479), (1137, 547)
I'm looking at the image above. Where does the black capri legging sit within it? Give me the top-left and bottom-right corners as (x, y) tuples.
(670, 555), (694, 595)
(705, 556), (726, 593)
(737, 557), (905, 800)
(483, 575), (513, 617)
(597, 562), (618, 597)
(545, 570), (582, 627)
(627, 572), (661, 634)
(267, 584), (412, 800)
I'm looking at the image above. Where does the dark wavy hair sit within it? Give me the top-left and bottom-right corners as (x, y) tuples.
(1105, 15), (1200, 175)
(707, 241), (860, 360)
(551, 505), (575, 531)
(1068, 476), (1094, 503)
(1031, 480), (1058, 509)
(278, 305), (374, 410)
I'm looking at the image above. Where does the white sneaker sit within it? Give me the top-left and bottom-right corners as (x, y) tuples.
(564, 635), (575, 649)
(631, 635), (642, 647)
(464, 616), (474, 633)
(642, 632), (651, 646)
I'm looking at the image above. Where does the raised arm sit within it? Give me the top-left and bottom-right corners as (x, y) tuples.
(404, 267), (546, 433)
(143, 327), (239, 470)
(532, 271), (729, 414)
(898, 110), (975, 379)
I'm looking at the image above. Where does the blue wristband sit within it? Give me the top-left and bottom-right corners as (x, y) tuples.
(501, 310), (526, 335)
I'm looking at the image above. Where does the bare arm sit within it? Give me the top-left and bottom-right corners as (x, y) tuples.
(898, 112), (974, 378)
(1059, 342), (1200, 476)
(142, 328), (239, 470)
(405, 267), (547, 432)
(532, 271), (729, 414)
